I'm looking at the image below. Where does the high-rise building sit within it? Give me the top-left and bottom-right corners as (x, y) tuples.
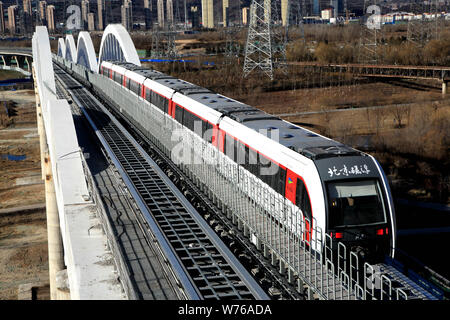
(0, 2), (5, 34)
(281, 0), (289, 26)
(88, 12), (95, 31)
(201, 0), (213, 28)
(121, 0), (133, 31)
(190, 6), (199, 28)
(222, 0), (228, 27)
(23, 0), (31, 14)
(166, 0), (174, 25)
(22, 0), (33, 33)
(39, 1), (47, 25)
(242, 7), (249, 26)
(47, 4), (55, 32)
(330, 0), (344, 17)
(97, 0), (105, 30)
(144, 0), (151, 30)
(7, 5), (17, 35)
(313, 0), (320, 15)
(81, 0), (90, 29)
(157, 0), (164, 28)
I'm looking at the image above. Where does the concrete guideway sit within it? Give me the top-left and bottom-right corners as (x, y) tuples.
(32, 26), (125, 300)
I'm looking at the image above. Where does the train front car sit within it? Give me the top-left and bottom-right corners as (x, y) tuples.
(314, 152), (396, 263)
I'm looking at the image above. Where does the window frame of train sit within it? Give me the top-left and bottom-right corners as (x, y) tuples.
(296, 178), (312, 222)
(150, 90), (169, 113)
(325, 178), (388, 230)
(182, 106), (208, 139)
(113, 71), (123, 85)
(129, 79), (141, 96)
(145, 88), (151, 104)
(227, 136), (286, 197)
(175, 104), (184, 124)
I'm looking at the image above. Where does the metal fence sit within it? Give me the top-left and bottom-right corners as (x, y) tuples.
(63, 61), (429, 300)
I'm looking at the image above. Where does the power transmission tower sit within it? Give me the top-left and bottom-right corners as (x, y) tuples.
(243, 0), (288, 80)
(358, 0), (382, 64)
(151, 25), (179, 59)
(287, 0), (305, 44)
(407, 0), (441, 47)
(224, 26), (242, 64)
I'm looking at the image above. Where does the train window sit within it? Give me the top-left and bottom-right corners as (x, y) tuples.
(296, 179), (312, 220)
(276, 167), (286, 196)
(163, 97), (169, 113)
(248, 148), (258, 176)
(130, 80), (140, 96)
(203, 121), (213, 143)
(175, 104), (184, 123)
(192, 114), (202, 135)
(327, 180), (386, 228)
(182, 108), (191, 129)
(236, 140), (246, 164)
(145, 88), (151, 103)
(150, 92), (167, 113)
(224, 134), (235, 161)
(183, 110), (201, 134)
(259, 154), (273, 186)
(114, 72), (122, 85)
(126, 78), (131, 89)
(243, 145), (250, 171)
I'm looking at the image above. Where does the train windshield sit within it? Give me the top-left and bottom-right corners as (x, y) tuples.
(327, 179), (386, 228)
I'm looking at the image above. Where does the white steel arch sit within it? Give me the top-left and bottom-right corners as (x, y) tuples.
(33, 26), (56, 105)
(65, 35), (77, 62)
(76, 31), (98, 72)
(98, 24), (140, 72)
(57, 38), (66, 58)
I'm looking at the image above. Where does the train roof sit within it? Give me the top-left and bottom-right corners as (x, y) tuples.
(242, 117), (362, 160)
(107, 61), (364, 160)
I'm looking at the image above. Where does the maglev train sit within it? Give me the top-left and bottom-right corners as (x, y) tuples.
(98, 60), (397, 262)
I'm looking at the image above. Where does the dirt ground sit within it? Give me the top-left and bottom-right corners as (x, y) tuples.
(0, 88), (48, 300)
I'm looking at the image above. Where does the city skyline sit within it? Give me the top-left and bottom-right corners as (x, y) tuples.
(0, 0), (448, 35)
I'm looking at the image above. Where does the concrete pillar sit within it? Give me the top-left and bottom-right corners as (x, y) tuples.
(33, 68), (67, 300)
(442, 81), (448, 95)
(17, 56), (25, 70)
(44, 154), (66, 300)
(3, 55), (11, 66)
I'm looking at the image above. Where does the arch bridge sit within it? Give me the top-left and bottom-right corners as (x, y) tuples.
(0, 47), (33, 76)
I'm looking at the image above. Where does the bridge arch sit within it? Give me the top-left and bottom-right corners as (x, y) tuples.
(57, 38), (66, 58)
(76, 31), (98, 72)
(98, 24), (140, 72)
(65, 35), (77, 62)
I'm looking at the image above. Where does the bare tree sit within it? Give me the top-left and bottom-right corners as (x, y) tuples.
(391, 105), (410, 128)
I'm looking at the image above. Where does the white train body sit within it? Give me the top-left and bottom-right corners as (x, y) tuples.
(95, 60), (397, 261)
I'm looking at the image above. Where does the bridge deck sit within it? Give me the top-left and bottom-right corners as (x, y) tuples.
(55, 64), (268, 300)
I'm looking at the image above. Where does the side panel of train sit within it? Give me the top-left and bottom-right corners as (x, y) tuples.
(97, 62), (395, 258)
(100, 63), (325, 238)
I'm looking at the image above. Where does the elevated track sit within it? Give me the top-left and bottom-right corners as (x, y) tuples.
(54, 64), (269, 300)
